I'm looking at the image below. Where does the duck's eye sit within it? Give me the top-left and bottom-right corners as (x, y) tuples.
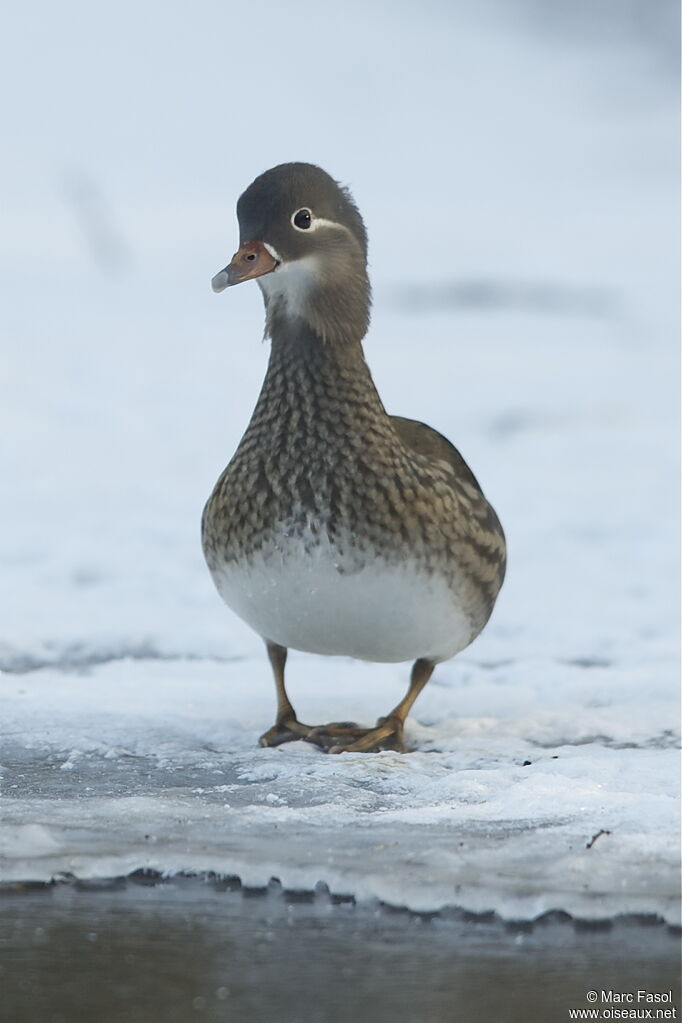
(292, 208), (312, 230)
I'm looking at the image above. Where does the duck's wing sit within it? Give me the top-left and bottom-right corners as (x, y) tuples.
(389, 415), (483, 490)
(390, 414), (507, 591)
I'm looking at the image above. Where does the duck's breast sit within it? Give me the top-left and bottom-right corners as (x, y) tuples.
(208, 523), (475, 664)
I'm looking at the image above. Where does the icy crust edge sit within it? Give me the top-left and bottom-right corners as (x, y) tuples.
(1, 858), (679, 926)
(1, 798), (679, 925)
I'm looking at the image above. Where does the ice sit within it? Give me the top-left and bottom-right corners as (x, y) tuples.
(2, 650), (678, 920)
(0, 0), (679, 922)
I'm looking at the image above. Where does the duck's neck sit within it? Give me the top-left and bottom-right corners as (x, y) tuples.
(263, 262), (371, 348)
(249, 316), (390, 447)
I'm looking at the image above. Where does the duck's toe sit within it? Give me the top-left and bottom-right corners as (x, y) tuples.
(305, 716), (408, 754)
(259, 718), (313, 747)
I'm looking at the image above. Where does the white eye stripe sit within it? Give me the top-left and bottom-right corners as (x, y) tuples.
(290, 208), (345, 234)
(307, 216), (345, 232)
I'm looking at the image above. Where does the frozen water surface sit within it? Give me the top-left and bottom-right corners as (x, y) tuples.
(1, 653), (679, 922)
(0, 0), (679, 929)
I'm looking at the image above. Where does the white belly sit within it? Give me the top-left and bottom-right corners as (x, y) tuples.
(210, 530), (474, 664)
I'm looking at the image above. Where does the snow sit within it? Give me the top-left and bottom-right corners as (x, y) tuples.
(0, 0), (679, 922)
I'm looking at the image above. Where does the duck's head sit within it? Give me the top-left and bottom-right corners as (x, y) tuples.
(212, 163), (370, 344)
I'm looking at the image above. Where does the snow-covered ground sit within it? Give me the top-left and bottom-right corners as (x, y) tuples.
(1, 1), (679, 922)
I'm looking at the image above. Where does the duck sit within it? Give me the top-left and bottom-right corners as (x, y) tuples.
(202, 162), (506, 753)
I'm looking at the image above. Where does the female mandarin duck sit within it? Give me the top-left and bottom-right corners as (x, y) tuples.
(202, 163), (506, 753)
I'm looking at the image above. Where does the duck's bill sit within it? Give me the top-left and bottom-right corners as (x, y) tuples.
(211, 241), (278, 292)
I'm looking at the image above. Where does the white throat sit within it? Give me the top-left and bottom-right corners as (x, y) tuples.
(258, 255), (320, 321)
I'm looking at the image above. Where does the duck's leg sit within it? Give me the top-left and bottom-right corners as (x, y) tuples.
(258, 642), (313, 747)
(305, 659), (435, 754)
